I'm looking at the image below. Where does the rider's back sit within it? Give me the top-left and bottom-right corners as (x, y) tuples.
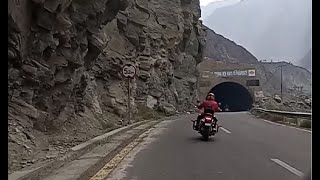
(198, 99), (220, 112)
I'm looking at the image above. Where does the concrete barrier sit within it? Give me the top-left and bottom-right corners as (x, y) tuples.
(251, 108), (311, 129)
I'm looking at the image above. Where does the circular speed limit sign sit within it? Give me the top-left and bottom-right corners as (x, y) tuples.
(122, 64), (136, 78)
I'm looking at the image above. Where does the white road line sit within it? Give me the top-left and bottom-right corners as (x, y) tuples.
(220, 127), (231, 134)
(263, 120), (311, 133)
(271, 158), (304, 177)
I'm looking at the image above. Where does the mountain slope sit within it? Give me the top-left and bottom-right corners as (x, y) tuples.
(203, 25), (258, 64)
(203, 0), (311, 64)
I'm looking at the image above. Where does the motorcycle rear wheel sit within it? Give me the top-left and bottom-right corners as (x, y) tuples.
(202, 126), (210, 141)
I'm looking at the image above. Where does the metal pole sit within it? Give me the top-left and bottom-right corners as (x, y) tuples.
(280, 65), (283, 99)
(128, 78), (131, 125)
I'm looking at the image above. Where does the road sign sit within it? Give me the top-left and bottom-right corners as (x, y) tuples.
(248, 69), (256, 76)
(122, 64), (136, 78)
(122, 64), (136, 125)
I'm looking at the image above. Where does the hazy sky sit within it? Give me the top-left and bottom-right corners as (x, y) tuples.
(200, 0), (226, 6)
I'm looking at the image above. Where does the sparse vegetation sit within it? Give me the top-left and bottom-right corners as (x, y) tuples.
(285, 117), (298, 125)
(134, 104), (165, 121)
(251, 109), (311, 130)
(298, 119), (311, 129)
(270, 114), (284, 122)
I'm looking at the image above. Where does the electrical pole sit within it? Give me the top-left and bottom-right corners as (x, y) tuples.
(264, 64), (287, 99)
(280, 65), (282, 99)
(278, 64), (286, 99)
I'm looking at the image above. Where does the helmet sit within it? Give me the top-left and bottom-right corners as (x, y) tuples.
(207, 93), (215, 100)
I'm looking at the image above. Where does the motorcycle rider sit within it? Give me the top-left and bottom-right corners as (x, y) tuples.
(194, 93), (221, 130)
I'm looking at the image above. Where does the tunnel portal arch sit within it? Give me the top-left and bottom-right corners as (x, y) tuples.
(209, 82), (253, 112)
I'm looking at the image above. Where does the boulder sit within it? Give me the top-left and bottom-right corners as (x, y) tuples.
(274, 95), (282, 103)
(159, 102), (177, 116)
(146, 95), (158, 109)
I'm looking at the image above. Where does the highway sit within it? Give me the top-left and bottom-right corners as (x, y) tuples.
(105, 112), (311, 180)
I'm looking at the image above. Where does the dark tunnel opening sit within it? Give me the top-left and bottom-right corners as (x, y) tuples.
(210, 82), (253, 112)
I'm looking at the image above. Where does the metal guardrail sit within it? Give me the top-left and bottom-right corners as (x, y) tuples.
(252, 108), (311, 118)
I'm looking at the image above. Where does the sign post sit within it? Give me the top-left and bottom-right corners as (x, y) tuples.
(122, 64), (136, 125)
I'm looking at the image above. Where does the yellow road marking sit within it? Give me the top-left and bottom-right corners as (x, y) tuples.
(90, 127), (155, 180)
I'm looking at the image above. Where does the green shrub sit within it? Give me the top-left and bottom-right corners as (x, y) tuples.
(299, 119), (311, 128)
(268, 114), (283, 122)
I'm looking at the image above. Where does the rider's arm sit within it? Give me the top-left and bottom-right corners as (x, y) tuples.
(213, 102), (221, 112)
(197, 102), (205, 109)
(214, 106), (221, 112)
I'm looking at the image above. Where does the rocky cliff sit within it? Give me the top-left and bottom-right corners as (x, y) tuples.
(8, 0), (205, 173)
(258, 62), (311, 96)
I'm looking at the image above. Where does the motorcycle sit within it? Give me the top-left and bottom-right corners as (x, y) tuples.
(192, 112), (220, 140)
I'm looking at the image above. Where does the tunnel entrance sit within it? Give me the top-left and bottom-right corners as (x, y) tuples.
(210, 82), (253, 112)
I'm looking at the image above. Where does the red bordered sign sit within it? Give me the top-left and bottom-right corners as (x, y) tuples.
(122, 64), (136, 78)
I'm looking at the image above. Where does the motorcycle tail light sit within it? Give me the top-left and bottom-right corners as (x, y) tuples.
(205, 116), (212, 122)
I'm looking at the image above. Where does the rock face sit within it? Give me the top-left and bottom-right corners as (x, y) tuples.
(255, 94), (311, 113)
(8, 0), (205, 173)
(257, 62), (311, 96)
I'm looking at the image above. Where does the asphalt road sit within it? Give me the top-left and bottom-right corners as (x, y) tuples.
(107, 112), (311, 180)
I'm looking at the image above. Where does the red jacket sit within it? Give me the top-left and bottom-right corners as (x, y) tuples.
(197, 99), (220, 112)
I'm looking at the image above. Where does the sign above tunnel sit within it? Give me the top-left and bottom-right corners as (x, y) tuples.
(246, 79), (260, 86)
(202, 69), (256, 77)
